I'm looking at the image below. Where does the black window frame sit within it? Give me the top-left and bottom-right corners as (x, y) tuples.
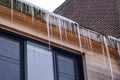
(52, 47), (84, 80)
(0, 28), (84, 80)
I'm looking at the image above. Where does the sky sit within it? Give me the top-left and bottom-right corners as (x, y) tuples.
(24, 0), (65, 12)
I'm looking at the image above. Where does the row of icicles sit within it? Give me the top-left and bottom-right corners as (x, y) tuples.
(0, 0), (120, 80)
(46, 13), (120, 80)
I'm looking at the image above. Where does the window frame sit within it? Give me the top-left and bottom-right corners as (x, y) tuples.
(52, 47), (84, 80)
(0, 28), (84, 80)
(26, 41), (55, 80)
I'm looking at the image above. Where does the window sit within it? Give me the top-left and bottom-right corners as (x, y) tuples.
(58, 54), (76, 80)
(27, 41), (54, 80)
(0, 34), (21, 80)
(27, 42), (84, 80)
(0, 29), (84, 80)
(54, 50), (84, 80)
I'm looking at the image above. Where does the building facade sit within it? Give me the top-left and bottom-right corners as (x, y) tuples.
(0, 0), (120, 80)
(54, 0), (120, 38)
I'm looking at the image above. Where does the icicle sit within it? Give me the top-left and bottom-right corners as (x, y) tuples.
(58, 18), (63, 46)
(50, 15), (53, 38)
(85, 29), (88, 47)
(69, 22), (72, 34)
(39, 9), (41, 20)
(77, 26), (83, 53)
(61, 19), (63, 29)
(83, 29), (87, 47)
(104, 36), (114, 80)
(46, 13), (51, 49)
(31, 6), (34, 24)
(64, 20), (68, 44)
(108, 36), (118, 48)
(53, 16), (57, 27)
(20, 0), (23, 13)
(88, 30), (93, 54)
(117, 42), (120, 59)
(86, 30), (90, 49)
(11, 0), (13, 21)
(101, 35), (107, 66)
(28, 6), (32, 14)
(73, 24), (77, 36)
(116, 41), (120, 74)
(108, 37), (112, 47)
(25, 4), (27, 13)
(112, 39), (116, 48)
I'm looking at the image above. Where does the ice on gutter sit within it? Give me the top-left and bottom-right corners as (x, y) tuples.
(0, 0), (120, 53)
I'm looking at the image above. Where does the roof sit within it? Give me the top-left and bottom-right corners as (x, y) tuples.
(54, 0), (120, 38)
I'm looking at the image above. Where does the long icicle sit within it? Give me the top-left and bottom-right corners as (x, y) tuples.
(83, 29), (87, 47)
(74, 24), (77, 35)
(86, 30), (90, 49)
(88, 30), (93, 54)
(20, 0), (23, 13)
(50, 16), (53, 39)
(11, 0), (13, 21)
(31, 6), (34, 25)
(58, 18), (62, 46)
(101, 35), (107, 67)
(64, 21), (68, 44)
(117, 42), (120, 60)
(104, 36), (114, 80)
(77, 26), (82, 53)
(116, 41), (120, 75)
(46, 13), (51, 49)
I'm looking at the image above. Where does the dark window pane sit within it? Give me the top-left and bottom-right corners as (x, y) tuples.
(58, 55), (75, 76)
(0, 36), (20, 60)
(58, 54), (75, 80)
(60, 76), (74, 80)
(0, 35), (20, 80)
(60, 73), (74, 80)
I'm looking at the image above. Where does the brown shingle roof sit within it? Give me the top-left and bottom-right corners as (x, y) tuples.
(54, 0), (120, 38)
